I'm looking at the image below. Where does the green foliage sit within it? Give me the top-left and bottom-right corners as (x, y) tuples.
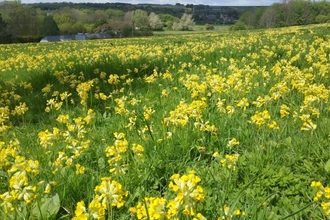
(205, 23), (214, 30)
(106, 9), (125, 18)
(172, 13), (195, 31)
(132, 9), (149, 30)
(42, 15), (60, 36)
(315, 14), (330, 23)
(149, 12), (163, 31)
(243, 0), (330, 29)
(0, 13), (6, 33)
(230, 20), (247, 31)
(31, 193), (60, 219)
(0, 24), (330, 219)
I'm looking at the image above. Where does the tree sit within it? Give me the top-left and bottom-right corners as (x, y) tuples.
(132, 9), (149, 30)
(53, 12), (75, 26)
(205, 23), (214, 30)
(159, 14), (176, 29)
(148, 12), (163, 30)
(42, 15), (60, 36)
(72, 21), (87, 33)
(172, 13), (195, 31)
(239, 11), (256, 27)
(6, 5), (41, 37)
(259, 5), (276, 28)
(0, 13), (6, 33)
(106, 9), (125, 18)
(230, 20), (247, 30)
(0, 13), (11, 44)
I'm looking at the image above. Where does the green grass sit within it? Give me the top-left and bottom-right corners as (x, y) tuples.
(152, 24), (231, 35)
(0, 24), (330, 219)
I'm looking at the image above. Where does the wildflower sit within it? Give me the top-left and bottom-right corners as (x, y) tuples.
(105, 132), (128, 174)
(219, 154), (239, 171)
(168, 170), (205, 217)
(143, 106), (155, 120)
(216, 98), (226, 113)
(236, 98), (249, 111)
(227, 138), (239, 149)
(98, 93), (108, 100)
(76, 80), (94, 107)
(0, 192), (14, 213)
(56, 114), (69, 124)
(226, 105), (235, 115)
(267, 121), (280, 130)
(42, 84), (53, 95)
(129, 197), (167, 220)
(94, 177), (128, 208)
(72, 201), (89, 220)
(301, 119), (317, 131)
(84, 109), (95, 125)
(108, 74), (120, 85)
(132, 143), (144, 159)
(75, 163), (86, 175)
(60, 91), (72, 101)
(161, 89), (169, 97)
(250, 110), (271, 127)
(89, 195), (106, 219)
(12, 102), (29, 116)
(280, 104), (290, 118)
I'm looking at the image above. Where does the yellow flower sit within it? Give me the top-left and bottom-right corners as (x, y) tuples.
(267, 121), (280, 130)
(301, 119), (317, 131)
(236, 98), (249, 111)
(168, 171), (204, 216)
(130, 197), (167, 220)
(72, 201), (89, 220)
(94, 177), (128, 208)
(227, 138), (239, 148)
(280, 104), (290, 118)
(75, 164), (86, 175)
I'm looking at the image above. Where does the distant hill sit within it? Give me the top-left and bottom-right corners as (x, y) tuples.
(27, 2), (263, 24)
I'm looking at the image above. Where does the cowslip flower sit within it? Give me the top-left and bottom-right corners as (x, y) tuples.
(94, 177), (128, 208)
(168, 170), (205, 217)
(129, 197), (166, 220)
(72, 201), (89, 220)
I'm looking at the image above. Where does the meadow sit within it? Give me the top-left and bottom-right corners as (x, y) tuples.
(0, 24), (330, 219)
(152, 25), (231, 35)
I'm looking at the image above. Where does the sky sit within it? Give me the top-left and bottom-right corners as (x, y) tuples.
(18, 0), (283, 6)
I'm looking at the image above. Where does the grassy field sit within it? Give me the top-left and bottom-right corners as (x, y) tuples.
(0, 24), (330, 220)
(153, 25), (231, 35)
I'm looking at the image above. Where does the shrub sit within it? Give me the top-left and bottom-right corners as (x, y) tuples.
(230, 21), (247, 31)
(205, 23), (215, 30)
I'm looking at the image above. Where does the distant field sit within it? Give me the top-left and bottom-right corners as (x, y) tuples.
(153, 24), (231, 35)
(0, 24), (330, 219)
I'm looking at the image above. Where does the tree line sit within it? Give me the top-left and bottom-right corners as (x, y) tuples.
(236, 0), (330, 30)
(1, 0), (329, 44)
(0, 2), (245, 43)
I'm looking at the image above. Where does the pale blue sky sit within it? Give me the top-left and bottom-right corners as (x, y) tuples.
(20, 0), (283, 6)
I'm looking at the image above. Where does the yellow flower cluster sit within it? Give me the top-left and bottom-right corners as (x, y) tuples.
(73, 177), (128, 220)
(311, 181), (330, 216)
(129, 197), (167, 219)
(164, 99), (207, 127)
(0, 139), (41, 213)
(38, 110), (95, 174)
(132, 143), (144, 160)
(168, 170), (205, 217)
(130, 170), (205, 219)
(213, 152), (240, 171)
(76, 80), (94, 108)
(105, 132), (129, 174)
